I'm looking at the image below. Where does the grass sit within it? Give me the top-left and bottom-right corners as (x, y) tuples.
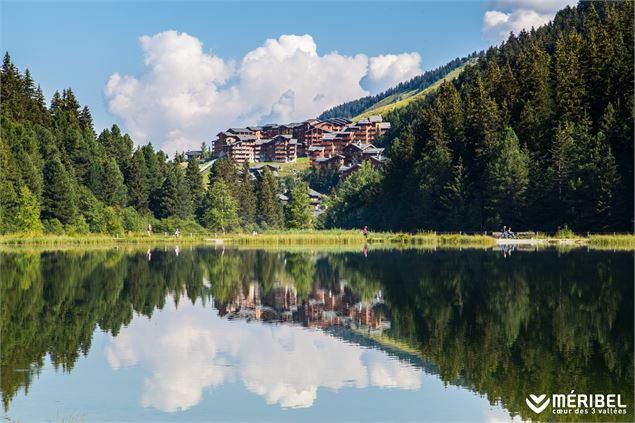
(1, 230), (632, 250)
(250, 157), (310, 177)
(353, 61), (474, 121)
(587, 234), (635, 249)
(0, 232), (214, 246)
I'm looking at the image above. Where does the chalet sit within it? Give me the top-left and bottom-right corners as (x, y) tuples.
(315, 154), (345, 171)
(339, 163), (362, 180)
(185, 150), (203, 162)
(249, 163), (280, 179)
(308, 188), (325, 207)
(307, 146), (325, 165)
(342, 142), (375, 164)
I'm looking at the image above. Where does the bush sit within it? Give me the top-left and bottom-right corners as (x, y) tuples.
(71, 215), (91, 234)
(43, 218), (64, 234)
(555, 224), (575, 239)
(102, 206), (124, 234)
(119, 207), (144, 232)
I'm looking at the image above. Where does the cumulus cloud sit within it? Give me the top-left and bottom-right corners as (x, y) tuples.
(482, 0), (576, 43)
(106, 297), (422, 412)
(105, 31), (422, 155)
(365, 52), (422, 94)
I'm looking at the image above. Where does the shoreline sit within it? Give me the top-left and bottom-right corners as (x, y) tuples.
(0, 231), (632, 251)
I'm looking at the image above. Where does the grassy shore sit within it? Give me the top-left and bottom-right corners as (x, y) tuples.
(587, 234), (635, 249)
(0, 230), (632, 250)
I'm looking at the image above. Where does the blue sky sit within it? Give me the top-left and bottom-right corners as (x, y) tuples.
(1, 1), (571, 153)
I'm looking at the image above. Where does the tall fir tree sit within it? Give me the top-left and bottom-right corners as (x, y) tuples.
(41, 154), (78, 225)
(237, 163), (257, 227)
(285, 181), (313, 229)
(185, 157), (204, 218)
(257, 168), (284, 229)
(126, 148), (150, 213)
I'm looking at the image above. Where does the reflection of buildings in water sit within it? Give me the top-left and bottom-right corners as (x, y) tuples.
(215, 282), (389, 334)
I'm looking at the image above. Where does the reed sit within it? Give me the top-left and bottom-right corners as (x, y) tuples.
(587, 234), (635, 249)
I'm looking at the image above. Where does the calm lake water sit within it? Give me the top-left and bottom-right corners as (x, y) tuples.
(1, 246), (633, 422)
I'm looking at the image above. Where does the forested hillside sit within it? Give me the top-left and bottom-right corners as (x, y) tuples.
(319, 54), (478, 120)
(323, 1), (634, 233)
(0, 55), (316, 234)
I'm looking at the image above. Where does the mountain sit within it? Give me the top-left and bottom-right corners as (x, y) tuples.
(318, 53), (480, 121)
(322, 1), (634, 233)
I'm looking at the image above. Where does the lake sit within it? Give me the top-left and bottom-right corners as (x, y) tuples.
(1, 246), (633, 422)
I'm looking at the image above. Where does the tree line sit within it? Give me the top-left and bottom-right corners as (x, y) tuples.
(0, 55), (314, 234)
(322, 1), (634, 233)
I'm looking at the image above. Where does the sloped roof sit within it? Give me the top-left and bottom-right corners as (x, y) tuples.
(308, 188), (325, 198)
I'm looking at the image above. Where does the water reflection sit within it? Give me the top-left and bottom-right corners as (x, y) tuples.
(106, 298), (420, 411)
(1, 247), (633, 421)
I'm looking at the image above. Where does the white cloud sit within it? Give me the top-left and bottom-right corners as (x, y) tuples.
(483, 9), (552, 43)
(366, 52), (422, 93)
(106, 297), (422, 412)
(489, 0), (575, 14)
(105, 31), (422, 155)
(482, 0), (577, 43)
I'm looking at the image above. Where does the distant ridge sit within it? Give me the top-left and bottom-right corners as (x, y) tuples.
(318, 52), (481, 120)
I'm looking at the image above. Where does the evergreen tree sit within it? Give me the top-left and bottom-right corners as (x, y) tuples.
(285, 181), (313, 229)
(155, 165), (191, 219)
(554, 30), (586, 125)
(440, 158), (470, 230)
(185, 157), (204, 217)
(126, 148), (150, 213)
(41, 155), (78, 225)
(237, 163), (257, 227)
(94, 156), (127, 207)
(204, 179), (239, 233)
(257, 168), (283, 228)
(483, 127), (530, 228)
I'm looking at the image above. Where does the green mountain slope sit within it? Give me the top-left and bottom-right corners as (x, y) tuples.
(353, 62), (471, 121)
(319, 54), (479, 120)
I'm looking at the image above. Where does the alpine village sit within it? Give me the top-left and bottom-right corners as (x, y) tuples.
(0, 1), (633, 239)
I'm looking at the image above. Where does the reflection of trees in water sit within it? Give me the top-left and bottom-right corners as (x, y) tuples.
(1, 248), (633, 421)
(338, 249), (634, 421)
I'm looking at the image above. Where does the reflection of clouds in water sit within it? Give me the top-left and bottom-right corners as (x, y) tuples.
(105, 298), (422, 412)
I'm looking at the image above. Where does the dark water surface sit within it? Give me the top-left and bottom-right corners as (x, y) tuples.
(1, 246), (633, 422)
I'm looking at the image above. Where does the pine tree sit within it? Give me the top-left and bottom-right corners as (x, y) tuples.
(483, 127), (530, 228)
(41, 155), (78, 225)
(285, 181), (313, 229)
(126, 148), (150, 212)
(95, 156), (127, 207)
(185, 157), (204, 217)
(155, 165), (191, 219)
(257, 168), (283, 228)
(0, 177), (19, 233)
(440, 158), (470, 230)
(237, 163), (257, 227)
(516, 42), (553, 155)
(546, 122), (577, 227)
(554, 30), (586, 125)
(409, 112), (454, 229)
